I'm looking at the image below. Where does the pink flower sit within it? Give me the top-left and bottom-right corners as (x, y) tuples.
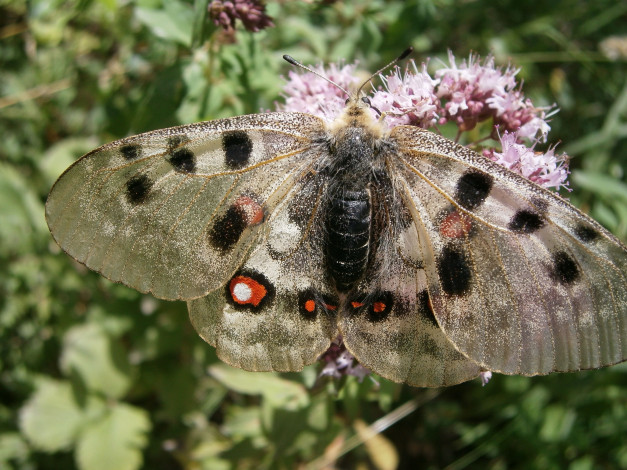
(434, 51), (554, 140)
(277, 62), (359, 121)
(319, 337), (370, 382)
(488, 90), (555, 141)
(435, 52), (517, 130)
(485, 130), (570, 191)
(370, 61), (440, 128)
(480, 371), (493, 386)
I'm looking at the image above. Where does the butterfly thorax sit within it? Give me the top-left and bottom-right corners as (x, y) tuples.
(323, 102), (388, 292)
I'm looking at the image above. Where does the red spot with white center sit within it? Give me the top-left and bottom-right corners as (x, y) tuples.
(440, 210), (473, 238)
(234, 195), (264, 225)
(229, 275), (267, 306)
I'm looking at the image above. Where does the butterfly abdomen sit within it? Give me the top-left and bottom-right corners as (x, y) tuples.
(323, 117), (380, 292)
(326, 189), (371, 292)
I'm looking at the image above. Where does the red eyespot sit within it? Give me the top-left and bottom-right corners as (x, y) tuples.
(229, 275), (267, 306)
(440, 210), (473, 238)
(351, 301), (364, 308)
(304, 299), (316, 313)
(373, 301), (386, 313)
(233, 195), (264, 225)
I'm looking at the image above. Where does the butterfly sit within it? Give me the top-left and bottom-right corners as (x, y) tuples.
(46, 50), (627, 387)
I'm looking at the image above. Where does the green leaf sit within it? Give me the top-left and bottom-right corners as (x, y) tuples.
(571, 171), (627, 201)
(539, 404), (576, 442)
(208, 364), (309, 408)
(19, 379), (104, 451)
(222, 406), (263, 440)
(569, 455), (594, 470)
(60, 323), (133, 399)
(191, 0), (213, 48)
(355, 419), (399, 470)
(0, 432), (30, 465)
(0, 163), (48, 253)
(76, 403), (151, 470)
(135, 2), (193, 46)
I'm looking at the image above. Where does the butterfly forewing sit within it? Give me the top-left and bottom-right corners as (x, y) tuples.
(391, 125), (627, 375)
(46, 113), (325, 300)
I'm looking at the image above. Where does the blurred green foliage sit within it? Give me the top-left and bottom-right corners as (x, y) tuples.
(1, 0), (626, 469)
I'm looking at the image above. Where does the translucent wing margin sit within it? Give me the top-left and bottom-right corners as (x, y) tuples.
(46, 112), (325, 300)
(390, 125), (627, 375)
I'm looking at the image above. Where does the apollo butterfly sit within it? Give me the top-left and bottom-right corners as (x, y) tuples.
(46, 50), (627, 386)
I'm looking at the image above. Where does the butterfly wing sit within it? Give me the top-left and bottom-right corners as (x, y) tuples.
(46, 112), (325, 300)
(339, 223), (482, 386)
(339, 185), (481, 387)
(390, 125), (627, 376)
(188, 167), (339, 371)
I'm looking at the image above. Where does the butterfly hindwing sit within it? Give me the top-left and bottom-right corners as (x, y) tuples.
(391, 125), (627, 375)
(339, 227), (482, 387)
(46, 112), (325, 300)
(188, 172), (338, 372)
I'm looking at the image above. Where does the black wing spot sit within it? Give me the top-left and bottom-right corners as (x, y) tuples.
(574, 224), (600, 243)
(367, 291), (394, 322)
(120, 144), (141, 160)
(126, 174), (152, 204)
(169, 148), (196, 173)
(223, 131), (253, 169)
(417, 290), (438, 326)
(167, 136), (189, 152)
(508, 209), (545, 234)
(455, 170), (494, 210)
(208, 205), (248, 251)
(437, 245), (472, 296)
(551, 251), (580, 285)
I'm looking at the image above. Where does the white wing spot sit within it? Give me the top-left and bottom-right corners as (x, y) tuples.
(268, 219), (301, 254)
(232, 282), (252, 303)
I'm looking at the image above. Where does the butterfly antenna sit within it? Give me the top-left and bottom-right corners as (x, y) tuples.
(355, 47), (414, 96)
(283, 54), (351, 98)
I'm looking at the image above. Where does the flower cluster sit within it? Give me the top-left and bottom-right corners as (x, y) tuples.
(369, 61), (439, 128)
(483, 131), (569, 190)
(276, 62), (360, 121)
(319, 337), (370, 382)
(208, 0), (274, 33)
(434, 51), (553, 140)
(278, 51), (569, 192)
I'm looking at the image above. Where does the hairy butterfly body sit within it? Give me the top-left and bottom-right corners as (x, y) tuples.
(47, 53), (627, 387)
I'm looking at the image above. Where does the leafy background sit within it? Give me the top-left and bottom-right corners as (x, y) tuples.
(1, 0), (627, 469)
